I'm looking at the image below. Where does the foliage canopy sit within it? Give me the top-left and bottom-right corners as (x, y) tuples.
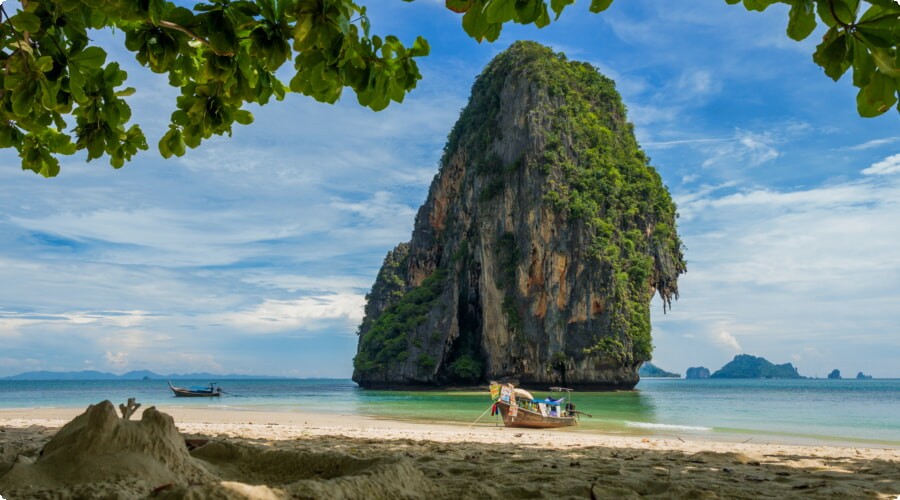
(0, 0), (896, 176)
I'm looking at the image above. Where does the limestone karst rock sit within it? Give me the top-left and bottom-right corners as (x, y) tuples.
(686, 367), (711, 379)
(353, 42), (685, 390)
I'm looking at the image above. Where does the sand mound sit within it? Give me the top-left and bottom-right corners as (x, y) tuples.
(0, 402), (436, 499)
(0, 400), (210, 491)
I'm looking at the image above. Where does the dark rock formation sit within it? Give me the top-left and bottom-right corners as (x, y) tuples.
(711, 354), (804, 379)
(352, 42), (685, 390)
(686, 366), (711, 379)
(856, 372), (873, 380)
(827, 369), (842, 380)
(639, 362), (680, 378)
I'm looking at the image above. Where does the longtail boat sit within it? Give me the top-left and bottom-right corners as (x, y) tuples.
(490, 383), (580, 428)
(168, 380), (222, 397)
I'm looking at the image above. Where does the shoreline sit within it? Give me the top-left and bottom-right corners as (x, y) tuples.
(1, 405), (898, 498)
(1, 405), (897, 451)
(2, 405), (899, 454)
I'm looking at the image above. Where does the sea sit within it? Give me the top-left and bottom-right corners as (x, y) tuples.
(1, 378), (897, 448)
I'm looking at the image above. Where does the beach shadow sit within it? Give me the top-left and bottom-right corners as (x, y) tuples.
(2, 418), (898, 499)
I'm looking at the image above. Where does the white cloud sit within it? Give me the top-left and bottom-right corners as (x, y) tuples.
(240, 273), (371, 294)
(844, 137), (899, 151)
(701, 130), (780, 168)
(212, 293), (366, 334)
(658, 168), (900, 376)
(711, 329), (742, 352)
(861, 153), (900, 176)
(0, 310), (155, 333)
(105, 351), (129, 368)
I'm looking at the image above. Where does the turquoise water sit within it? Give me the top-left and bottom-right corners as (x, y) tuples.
(1, 378), (897, 447)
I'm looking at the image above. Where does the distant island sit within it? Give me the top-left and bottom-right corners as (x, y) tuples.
(828, 369), (842, 380)
(686, 367), (711, 379)
(711, 354), (804, 379)
(1, 370), (293, 381)
(856, 372), (873, 380)
(639, 362), (680, 378)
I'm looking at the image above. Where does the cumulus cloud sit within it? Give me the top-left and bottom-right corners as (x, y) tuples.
(213, 293), (366, 334)
(861, 153), (900, 176)
(711, 329), (742, 352)
(105, 351), (129, 368)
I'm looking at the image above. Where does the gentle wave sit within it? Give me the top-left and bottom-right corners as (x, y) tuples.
(625, 421), (712, 432)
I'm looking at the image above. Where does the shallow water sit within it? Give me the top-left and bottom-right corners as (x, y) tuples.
(1, 378), (897, 446)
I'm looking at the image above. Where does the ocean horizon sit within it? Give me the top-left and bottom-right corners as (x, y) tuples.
(1, 378), (897, 448)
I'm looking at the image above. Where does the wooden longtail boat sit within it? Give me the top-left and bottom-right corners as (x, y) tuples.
(490, 383), (580, 429)
(168, 380), (222, 397)
(494, 400), (577, 428)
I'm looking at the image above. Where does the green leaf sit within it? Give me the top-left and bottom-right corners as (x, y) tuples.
(69, 47), (108, 70)
(742, 0), (776, 12)
(12, 82), (36, 117)
(485, 0), (516, 24)
(812, 27), (850, 81)
(234, 109), (254, 125)
(850, 38), (874, 88)
(410, 36), (430, 57)
(855, 6), (900, 49)
(589, 0), (613, 14)
(10, 12), (41, 33)
(550, 0), (576, 19)
(36, 56), (54, 73)
(786, 0), (816, 41)
(446, 0), (472, 13)
(461, 8), (488, 40)
(821, 0), (859, 25)
(856, 71), (898, 117)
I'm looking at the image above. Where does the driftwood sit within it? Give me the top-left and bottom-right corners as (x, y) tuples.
(119, 398), (141, 420)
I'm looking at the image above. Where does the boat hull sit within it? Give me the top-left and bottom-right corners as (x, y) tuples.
(168, 381), (221, 397)
(170, 389), (220, 397)
(495, 401), (577, 428)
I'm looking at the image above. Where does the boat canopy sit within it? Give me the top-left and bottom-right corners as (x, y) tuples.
(538, 397), (565, 406)
(513, 388), (534, 401)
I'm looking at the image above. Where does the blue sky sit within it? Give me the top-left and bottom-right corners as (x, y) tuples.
(1, 1), (898, 378)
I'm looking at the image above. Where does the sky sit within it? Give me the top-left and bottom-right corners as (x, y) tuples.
(1, 1), (898, 379)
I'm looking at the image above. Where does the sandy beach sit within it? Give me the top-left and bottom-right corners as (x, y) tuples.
(1, 404), (898, 498)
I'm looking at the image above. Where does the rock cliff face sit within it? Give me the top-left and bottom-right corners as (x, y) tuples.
(352, 42), (685, 390)
(686, 367), (711, 379)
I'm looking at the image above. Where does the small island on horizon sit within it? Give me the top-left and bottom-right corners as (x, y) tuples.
(711, 354), (803, 379)
(638, 362), (680, 378)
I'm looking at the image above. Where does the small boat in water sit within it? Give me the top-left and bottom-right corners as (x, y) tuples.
(490, 382), (580, 428)
(168, 380), (223, 397)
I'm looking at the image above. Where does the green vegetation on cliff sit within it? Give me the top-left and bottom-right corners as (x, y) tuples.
(451, 42), (684, 363)
(535, 44), (683, 362)
(711, 354), (804, 379)
(353, 269), (447, 377)
(353, 42), (685, 389)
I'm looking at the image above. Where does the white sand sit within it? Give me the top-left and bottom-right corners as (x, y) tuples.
(1, 404), (898, 498)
